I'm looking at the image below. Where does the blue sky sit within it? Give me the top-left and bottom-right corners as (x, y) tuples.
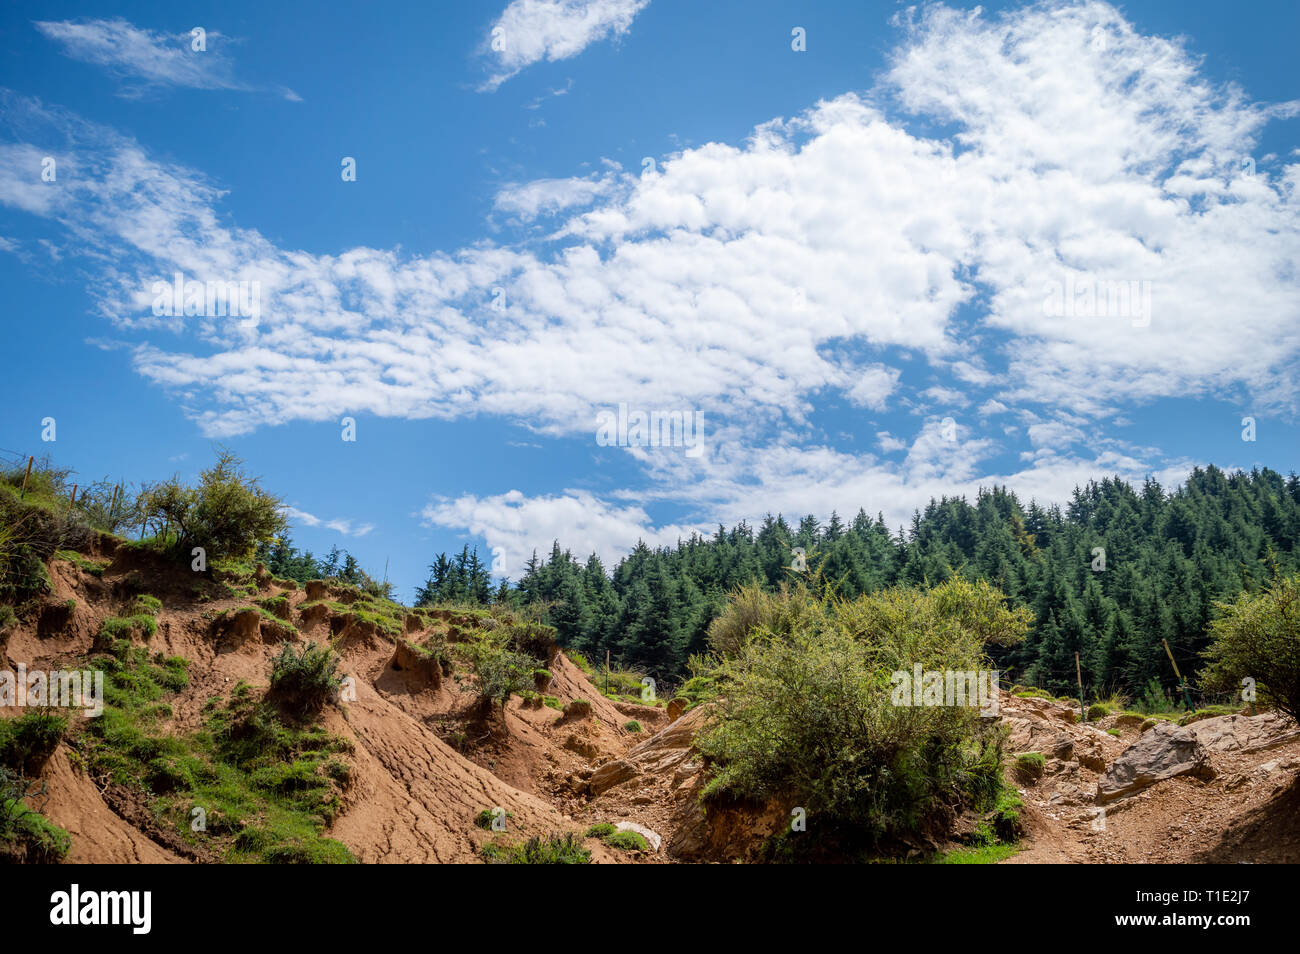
(1, 0), (1298, 602)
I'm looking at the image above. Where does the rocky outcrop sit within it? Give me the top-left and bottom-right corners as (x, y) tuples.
(1187, 712), (1299, 754)
(1097, 721), (1215, 802)
(588, 758), (639, 795)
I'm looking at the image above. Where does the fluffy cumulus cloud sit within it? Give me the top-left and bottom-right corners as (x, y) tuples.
(2, 2), (1297, 573)
(34, 18), (299, 100)
(480, 0), (650, 90)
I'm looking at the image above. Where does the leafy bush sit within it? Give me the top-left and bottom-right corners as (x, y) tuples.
(467, 633), (537, 714)
(0, 477), (94, 603)
(696, 577), (1027, 855)
(269, 641), (342, 714)
(1200, 574), (1300, 722)
(707, 581), (827, 655)
(138, 448), (286, 562)
(623, 720), (642, 732)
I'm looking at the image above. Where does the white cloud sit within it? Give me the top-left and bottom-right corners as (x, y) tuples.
(35, 18), (299, 100)
(284, 506), (375, 538)
(876, 431), (907, 453)
(480, 0), (649, 90)
(422, 489), (694, 578)
(4, 2), (1298, 562)
(493, 174), (614, 221)
(846, 364), (902, 410)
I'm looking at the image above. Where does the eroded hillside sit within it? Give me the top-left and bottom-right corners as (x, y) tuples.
(3, 532), (1298, 864)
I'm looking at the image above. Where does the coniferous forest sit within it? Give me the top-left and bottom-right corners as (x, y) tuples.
(375, 466), (1300, 700)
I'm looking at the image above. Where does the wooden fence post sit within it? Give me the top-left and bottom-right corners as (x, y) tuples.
(19, 455), (34, 499)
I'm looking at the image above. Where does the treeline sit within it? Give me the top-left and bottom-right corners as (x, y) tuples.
(256, 538), (392, 599)
(415, 465), (1300, 697)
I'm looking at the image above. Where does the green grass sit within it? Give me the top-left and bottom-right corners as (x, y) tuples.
(99, 614), (158, 643)
(623, 720), (643, 732)
(605, 830), (648, 851)
(1013, 688), (1052, 699)
(0, 711), (69, 775)
(54, 550), (110, 576)
(934, 842), (1021, 864)
(480, 833), (591, 864)
(0, 770), (71, 864)
(77, 642), (355, 864)
(1014, 752), (1045, 782)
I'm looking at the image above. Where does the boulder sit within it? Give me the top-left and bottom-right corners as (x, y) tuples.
(615, 821), (662, 852)
(1187, 712), (1298, 754)
(1097, 721), (1215, 802)
(588, 759), (638, 796)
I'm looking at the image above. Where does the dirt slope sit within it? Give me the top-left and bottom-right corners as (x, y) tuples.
(1000, 694), (1300, 863)
(7, 536), (1298, 864)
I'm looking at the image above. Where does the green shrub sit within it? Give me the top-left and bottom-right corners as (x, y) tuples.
(584, 822), (617, 839)
(1136, 678), (1178, 715)
(137, 448), (287, 562)
(269, 641), (342, 714)
(132, 594), (162, 616)
(1087, 703), (1112, 721)
(1201, 574), (1300, 722)
(623, 720), (643, 732)
(0, 711), (68, 775)
(697, 576), (1027, 855)
(466, 632), (536, 714)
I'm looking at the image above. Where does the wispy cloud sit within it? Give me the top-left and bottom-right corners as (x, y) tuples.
(479, 0), (649, 90)
(284, 506), (375, 538)
(34, 18), (300, 100)
(3, 2), (1298, 571)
